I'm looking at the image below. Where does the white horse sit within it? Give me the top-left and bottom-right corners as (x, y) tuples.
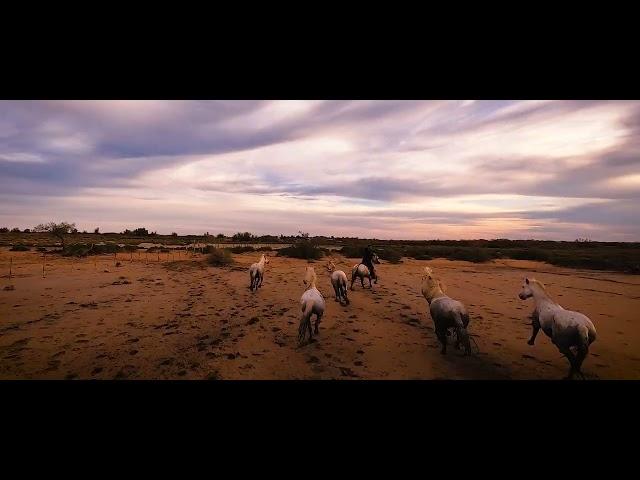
(298, 266), (326, 344)
(249, 254), (270, 292)
(519, 277), (597, 380)
(350, 253), (380, 290)
(326, 260), (349, 305)
(421, 267), (472, 355)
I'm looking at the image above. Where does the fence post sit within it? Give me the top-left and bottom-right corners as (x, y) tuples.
(9, 257), (12, 279)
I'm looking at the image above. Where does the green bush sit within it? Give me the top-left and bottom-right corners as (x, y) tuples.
(338, 245), (366, 258)
(10, 244), (30, 251)
(62, 243), (122, 257)
(62, 244), (92, 257)
(206, 248), (234, 266)
(278, 242), (324, 260)
(230, 246), (255, 254)
(378, 247), (403, 263)
(257, 246), (273, 251)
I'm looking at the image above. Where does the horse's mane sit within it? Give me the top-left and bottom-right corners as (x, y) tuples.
(529, 278), (547, 293)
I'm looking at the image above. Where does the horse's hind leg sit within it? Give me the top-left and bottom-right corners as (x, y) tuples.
(558, 346), (577, 380)
(436, 327), (448, 355)
(574, 345), (589, 379)
(314, 313), (322, 334)
(333, 286), (340, 302)
(361, 276), (365, 288)
(308, 315), (314, 340)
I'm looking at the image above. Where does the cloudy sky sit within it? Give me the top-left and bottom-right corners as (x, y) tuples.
(1, 100), (639, 240)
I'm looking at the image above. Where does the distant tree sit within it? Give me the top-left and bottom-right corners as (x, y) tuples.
(82, 230), (87, 234)
(94, 227), (100, 234)
(11, 227), (21, 233)
(71, 228), (78, 234)
(33, 222), (76, 248)
(171, 232), (178, 237)
(216, 233), (225, 239)
(232, 232), (254, 242)
(132, 227), (149, 236)
(23, 228), (31, 233)
(0, 227), (9, 233)
(122, 229), (132, 235)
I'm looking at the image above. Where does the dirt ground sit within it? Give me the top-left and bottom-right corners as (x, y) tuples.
(1, 248), (639, 380)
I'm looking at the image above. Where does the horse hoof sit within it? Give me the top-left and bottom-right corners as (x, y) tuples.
(527, 340), (534, 346)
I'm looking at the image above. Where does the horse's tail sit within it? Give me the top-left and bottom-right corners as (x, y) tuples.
(298, 299), (315, 344)
(455, 311), (472, 355)
(460, 310), (470, 329)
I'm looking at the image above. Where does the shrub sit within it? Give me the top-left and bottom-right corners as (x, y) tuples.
(230, 246), (255, 254)
(62, 244), (92, 257)
(93, 244), (121, 255)
(257, 246), (273, 251)
(207, 248), (234, 266)
(449, 247), (492, 263)
(122, 244), (138, 252)
(278, 236), (324, 260)
(339, 245), (366, 258)
(11, 228), (21, 233)
(378, 247), (403, 264)
(62, 243), (122, 257)
(10, 244), (30, 251)
(0, 227), (9, 233)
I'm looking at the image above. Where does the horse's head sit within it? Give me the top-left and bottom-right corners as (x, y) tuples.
(303, 266), (317, 288)
(422, 266), (433, 279)
(325, 261), (336, 273)
(421, 267), (445, 300)
(519, 277), (534, 300)
(372, 253), (380, 264)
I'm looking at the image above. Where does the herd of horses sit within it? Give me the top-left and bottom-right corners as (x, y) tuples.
(247, 252), (598, 380)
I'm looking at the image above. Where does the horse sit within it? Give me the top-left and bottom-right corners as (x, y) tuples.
(249, 254), (270, 292)
(326, 260), (349, 305)
(298, 266), (326, 344)
(350, 253), (380, 290)
(420, 267), (472, 355)
(519, 277), (597, 380)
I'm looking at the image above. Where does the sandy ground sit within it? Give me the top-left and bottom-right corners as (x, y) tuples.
(1, 248), (639, 380)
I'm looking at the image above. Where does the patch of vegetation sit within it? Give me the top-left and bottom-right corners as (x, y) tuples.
(278, 231), (324, 260)
(378, 247), (403, 264)
(61, 243), (122, 257)
(206, 248), (234, 266)
(10, 244), (30, 251)
(257, 246), (273, 251)
(33, 221), (76, 248)
(338, 245), (366, 258)
(230, 246), (255, 254)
